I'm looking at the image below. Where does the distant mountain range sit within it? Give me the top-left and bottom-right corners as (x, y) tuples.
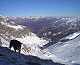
(0, 16), (80, 42)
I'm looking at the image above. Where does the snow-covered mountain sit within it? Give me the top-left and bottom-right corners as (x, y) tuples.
(0, 20), (61, 61)
(1, 16), (80, 34)
(0, 16), (80, 65)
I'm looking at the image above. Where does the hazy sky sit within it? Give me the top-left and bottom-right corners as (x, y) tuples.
(0, 0), (80, 16)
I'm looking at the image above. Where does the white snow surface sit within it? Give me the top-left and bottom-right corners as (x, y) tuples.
(65, 32), (80, 40)
(0, 21), (24, 30)
(47, 32), (80, 64)
(7, 25), (24, 30)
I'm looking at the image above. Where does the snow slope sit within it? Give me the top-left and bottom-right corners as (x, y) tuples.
(0, 46), (65, 65)
(65, 32), (80, 40)
(47, 32), (80, 65)
(0, 32), (66, 64)
(0, 21), (25, 30)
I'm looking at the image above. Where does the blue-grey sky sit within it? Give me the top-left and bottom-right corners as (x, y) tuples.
(0, 0), (80, 16)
